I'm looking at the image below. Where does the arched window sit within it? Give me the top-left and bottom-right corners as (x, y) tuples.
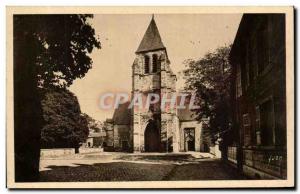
(152, 54), (158, 73)
(144, 55), (150, 74)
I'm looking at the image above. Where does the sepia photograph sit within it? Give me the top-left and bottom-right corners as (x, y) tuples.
(6, 6), (294, 188)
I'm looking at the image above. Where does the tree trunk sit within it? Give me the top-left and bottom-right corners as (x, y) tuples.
(14, 25), (43, 182)
(75, 146), (79, 154)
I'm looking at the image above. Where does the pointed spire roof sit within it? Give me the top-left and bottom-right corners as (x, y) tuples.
(136, 16), (165, 53)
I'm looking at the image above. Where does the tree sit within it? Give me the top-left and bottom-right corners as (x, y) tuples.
(183, 45), (232, 145)
(13, 15), (100, 181)
(82, 113), (103, 133)
(15, 15), (101, 88)
(41, 88), (89, 152)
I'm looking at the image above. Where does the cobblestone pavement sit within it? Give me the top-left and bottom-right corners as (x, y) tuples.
(39, 152), (248, 181)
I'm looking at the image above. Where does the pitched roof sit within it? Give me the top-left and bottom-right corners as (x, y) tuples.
(112, 101), (131, 125)
(177, 106), (198, 121)
(136, 17), (165, 53)
(176, 93), (199, 121)
(88, 132), (106, 138)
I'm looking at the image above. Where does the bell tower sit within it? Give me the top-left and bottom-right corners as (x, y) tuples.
(131, 16), (179, 152)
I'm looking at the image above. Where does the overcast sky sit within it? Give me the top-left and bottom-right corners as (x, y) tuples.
(69, 14), (242, 122)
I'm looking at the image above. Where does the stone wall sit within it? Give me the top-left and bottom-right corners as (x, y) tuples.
(243, 148), (286, 179)
(40, 148), (103, 159)
(227, 146), (238, 164)
(40, 148), (74, 158)
(79, 148), (103, 154)
(113, 124), (131, 151)
(132, 48), (178, 152)
(104, 122), (114, 147)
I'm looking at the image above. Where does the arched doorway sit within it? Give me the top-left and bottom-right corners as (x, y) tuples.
(144, 120), (160, 152)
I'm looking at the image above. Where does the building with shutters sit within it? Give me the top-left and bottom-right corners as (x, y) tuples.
(229, 14), (287, 179)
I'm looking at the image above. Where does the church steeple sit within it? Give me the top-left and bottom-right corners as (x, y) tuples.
(132, 15), (178, 153)
(136, 15), (165, 53)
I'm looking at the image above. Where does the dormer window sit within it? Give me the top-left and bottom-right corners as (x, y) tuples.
(152, 54), (158, 73)
(144, 55), (150, 74)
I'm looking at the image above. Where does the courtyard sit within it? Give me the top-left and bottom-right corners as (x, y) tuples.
(39, 152), (248, 182)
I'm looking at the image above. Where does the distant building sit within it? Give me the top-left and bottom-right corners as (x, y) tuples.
(82, 117), (106, 148)
(105, 103), (132, 152)
(84, 131), (106, 148)
(229, 14), (286, 179)
(103, 16), (211, 153)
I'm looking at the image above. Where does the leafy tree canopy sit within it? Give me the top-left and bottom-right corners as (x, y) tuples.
(82, 113), (103, 132)
(183, 45), (232, 142)
(41, 88), (89, 149)
(14, 14), (101, 88)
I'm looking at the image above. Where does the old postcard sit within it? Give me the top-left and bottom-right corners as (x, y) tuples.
(6, 6), (294, 188)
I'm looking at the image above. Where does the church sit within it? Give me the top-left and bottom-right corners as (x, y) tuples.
(103, 16), (208, 153)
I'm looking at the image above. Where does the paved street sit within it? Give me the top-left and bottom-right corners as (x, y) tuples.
(39, 152), (248, 182)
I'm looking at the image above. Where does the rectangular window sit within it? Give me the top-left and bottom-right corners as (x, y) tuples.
(144, 56), (150, 74)
(152, 54), (158, 73)
(255, 106), (261, 145)
(268, 14), (285, 74)
(250, 32), (259, 78)
(247, 41), (254, 84)
(260, 99), (275, 146)
(245, 42), (250, 88)
(236, 64), (242, 98)
(243, 113), (251, 146)
(257, 16), (269, 74)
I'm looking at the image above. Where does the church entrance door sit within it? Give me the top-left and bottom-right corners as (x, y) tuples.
(122, 140), (129, 152)
(184, 128), (195, 151)
(187, 140), (195, 151)
(144, 120), (160, 152)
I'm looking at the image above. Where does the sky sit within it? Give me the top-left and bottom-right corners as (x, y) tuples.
(69, 14), (242, 122)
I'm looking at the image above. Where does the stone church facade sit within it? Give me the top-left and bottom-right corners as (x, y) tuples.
(104, 17), (207, 153)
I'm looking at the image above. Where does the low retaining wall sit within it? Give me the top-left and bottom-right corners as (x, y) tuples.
(40, 148), (103, 158)
(210, 145), (221, 158)
(79, 148), (103, 154)
(243, 148), (286, 179)
(40, 148), (75, 158)
(227, 146), (238, 164)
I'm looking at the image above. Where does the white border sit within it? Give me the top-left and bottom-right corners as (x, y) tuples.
(3, 4), (295, 190)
